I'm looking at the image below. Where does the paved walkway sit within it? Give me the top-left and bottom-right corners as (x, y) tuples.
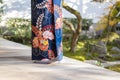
(0, 38), (120, 80)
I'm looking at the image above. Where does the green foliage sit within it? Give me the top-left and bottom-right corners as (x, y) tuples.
(63, 18), (93, 30)
(0, 0), (2, 3)
(63, 50), (86, 61)
(0, 0), (3, 21)
(96, 1), (120, 32)
(0, 27), (6, 35)
(63, 40), (87, 61)
(62, 24), (71, 34)
(64, 18), (78, 29)
(63, 36), (120, 62)
(82, 19), (93, 30)
(95, 60), (103, 67)
(106, 65), (120, 72)
(4, 18), (31, 45)
(92, 0), (105, 3)
(110, 1), (120, 19)
(102, 32), (119, 42)
(63, 39), (101, 61)
(0, 27), (2, 35)
(63, 18), (93, 46)
(63, 19), (120, 61)
(107, 1), (120, 27)
(79, 35), (89, 40)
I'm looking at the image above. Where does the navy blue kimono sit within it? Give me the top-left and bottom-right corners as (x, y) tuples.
(32, 0), (63, 62)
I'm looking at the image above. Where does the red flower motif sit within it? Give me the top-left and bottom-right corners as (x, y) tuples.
(48, 50), (55, 59)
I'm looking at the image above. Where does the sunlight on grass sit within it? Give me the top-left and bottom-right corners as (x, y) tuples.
(102, 32), (119, 42)
(106, 65), (120, 73)
(64, 51), (86, 61)
(77, 42), (85, 49)
(63, 41), (91, 61)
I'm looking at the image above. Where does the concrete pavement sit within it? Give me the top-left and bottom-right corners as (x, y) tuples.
(0, 38), (120, 80)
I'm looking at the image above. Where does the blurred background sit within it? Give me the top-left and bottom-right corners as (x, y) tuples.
(0, 0), (120, 72)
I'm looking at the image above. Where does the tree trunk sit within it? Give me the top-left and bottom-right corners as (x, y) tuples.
(70, 32), (80, 52)
(62, 0), (82, 52)
(70, 19), (82, 52)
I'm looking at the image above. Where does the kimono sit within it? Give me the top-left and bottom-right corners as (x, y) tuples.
(31, 0), (63, 62)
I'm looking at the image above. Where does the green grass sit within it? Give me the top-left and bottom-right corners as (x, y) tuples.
(63, 40), (94, 61)
(63, 37), (120, 62)
(66, 33), (120, 62)
(106, 65), (120, 73)
(64, 50), (87, 61)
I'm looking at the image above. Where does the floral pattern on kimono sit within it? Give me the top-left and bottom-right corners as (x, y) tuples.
(32, 0), (63, 61)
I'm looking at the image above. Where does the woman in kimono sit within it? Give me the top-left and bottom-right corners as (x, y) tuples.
(31, 0), (63, 64)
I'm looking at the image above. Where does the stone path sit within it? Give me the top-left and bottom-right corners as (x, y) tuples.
(0, 38), (120, 80)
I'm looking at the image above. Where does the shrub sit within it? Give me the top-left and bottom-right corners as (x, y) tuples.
(4, 18), (31, 45)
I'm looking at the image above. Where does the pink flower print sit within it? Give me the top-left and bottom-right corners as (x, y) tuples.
(55, 18), (62, 29)
(43, 31), (54, 40)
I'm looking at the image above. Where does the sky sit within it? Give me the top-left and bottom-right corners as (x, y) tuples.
(1, 0), (114, 23)
(63, 0), (112, 23)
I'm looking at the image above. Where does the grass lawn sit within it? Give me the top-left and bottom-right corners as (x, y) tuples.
(64, 50), (87, 61)
(63, 40), (96, 61)
(106, 65), (120, 73)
